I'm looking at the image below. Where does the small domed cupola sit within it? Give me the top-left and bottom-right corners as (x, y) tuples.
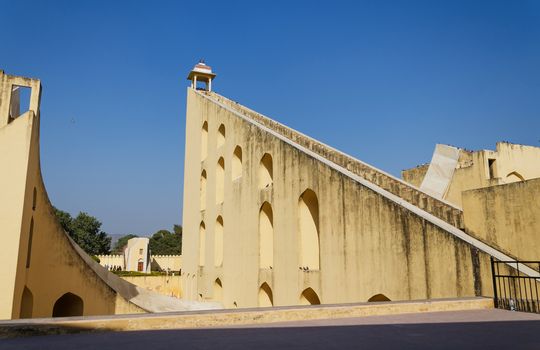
(187, 60), (216, 91)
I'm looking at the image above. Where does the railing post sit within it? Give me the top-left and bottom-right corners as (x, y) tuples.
(490, 256), (499, 308)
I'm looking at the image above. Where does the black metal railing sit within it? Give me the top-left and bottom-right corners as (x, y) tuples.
(491, 257), (540, 313)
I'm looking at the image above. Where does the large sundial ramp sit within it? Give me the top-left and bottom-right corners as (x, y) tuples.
(181, 85), (538, 309)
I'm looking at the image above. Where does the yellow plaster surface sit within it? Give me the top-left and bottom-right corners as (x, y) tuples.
(180, 89), (521, 309)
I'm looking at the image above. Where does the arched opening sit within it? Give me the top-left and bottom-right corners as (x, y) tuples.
(214, 216), (224, 266)
(259, 202), (273, 269)
(199, 222), (206, 266)
(26, 218), (34, 268)
(259, 153), (273, 189)
(216, 157), (225, 204)
(217, 124), (225, 148)
(19, 286), (33, 319)
(298, 189), (320, 270)
(201, 121), (208, 160)
(368, 294), (391, 302)
(200, 170), (207, 210)
(52, 292), (84, 317)
(258, 282), (273, 307)
(214, 278), (223, 302)
(299, 287), (320, 305)
(137, 259), (144, 272)
(232, 146), (243, 180)
(506, 171), (525, 182)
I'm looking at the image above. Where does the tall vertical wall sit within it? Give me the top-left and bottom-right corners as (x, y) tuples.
(0, 72), (217, 319)
(181, 88), (511, 308)
(463, 178), (540, 261)
(0, 72), (140, 319)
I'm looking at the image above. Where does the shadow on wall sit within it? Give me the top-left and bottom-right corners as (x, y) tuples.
(19, 287), (33, 319)
(258, 283), (273, 307)
(300, 288), (320, 305)
(368, 294), (391, 302)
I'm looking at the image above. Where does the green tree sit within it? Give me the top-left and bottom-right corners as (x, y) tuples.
(112, 234), (138, 254)
(149, 225), (182, 255)
(54, 207), (111, 255)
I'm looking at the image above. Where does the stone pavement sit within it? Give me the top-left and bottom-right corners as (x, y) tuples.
(1, 309), (539, 350)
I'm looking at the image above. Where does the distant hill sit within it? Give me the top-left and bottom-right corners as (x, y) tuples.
(108, 234), (124, 248)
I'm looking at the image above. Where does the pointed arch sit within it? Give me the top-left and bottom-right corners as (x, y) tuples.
(199, 222), (206, 266)
(259, 153), (273, 189)
(52, 292), (84, 317)
(216, 157), (225, 204)
(214, 278), (223, 302)
(258, 282), (274, 307)
(214, 216), (224, 266)
(259, 202), (274, 269)
(19, 286), (33, 319)
(232, 146), (243, 180)
(506, 171), (525, 182)
(217, 124), (225, 148)
(368, 294), (391, 302)
(201, 121), (208, 160)
(200, 170), (207, 210)
(298, 189), (320, 270)
(299, 287), (320, 305)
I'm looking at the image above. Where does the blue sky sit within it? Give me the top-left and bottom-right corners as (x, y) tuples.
(2, 1), (539, 236)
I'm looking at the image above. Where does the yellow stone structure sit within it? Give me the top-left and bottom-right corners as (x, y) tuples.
(402, 142), (540, 207)
(403, 143), (540, 262)
(124, 237), (151, 272)
(1, 64), (537, 321)
(97, 252), (182, 272)
(0, 71), (218, 320)
(97, 236), (181, 272)
(151, 255), (182, 272)
(181, 63), (539, 309)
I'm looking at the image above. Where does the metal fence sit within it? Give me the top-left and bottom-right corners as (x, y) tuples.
(490, 257), (540, 314)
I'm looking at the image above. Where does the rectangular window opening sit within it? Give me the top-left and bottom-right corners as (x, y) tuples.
(9, 85), (32, 121)
(488, 158), (497, 179)
(26, 220), (34, 268)
(195, 79), (209, 91)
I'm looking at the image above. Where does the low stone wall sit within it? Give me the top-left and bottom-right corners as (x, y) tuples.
(463, 178), (540, 261)
(97, 255), (123, 270)
(151, 255), (181, 272)
(121, 275), (182, 299)
(0, 297), (493, 338)
(97, 255), (182, 272)
(401, 164), (429, 188)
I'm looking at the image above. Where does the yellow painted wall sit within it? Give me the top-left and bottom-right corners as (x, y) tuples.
(401, 164), (429, 188)
(181, 89), (497, 309)
(0, 72), (207, 320)
(97, 255), (182, 272)
(151, 255), (182, 272)
(0, 72), (143, 319)
(463, 178), (540, 261)
(403, 143), (540, 208)
(97, 255), (124, 269)
(125, 237), (150, 272)
(121, 275), (182, 298)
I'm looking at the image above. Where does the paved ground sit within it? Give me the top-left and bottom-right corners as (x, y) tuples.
(1, 309), (539, 349)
